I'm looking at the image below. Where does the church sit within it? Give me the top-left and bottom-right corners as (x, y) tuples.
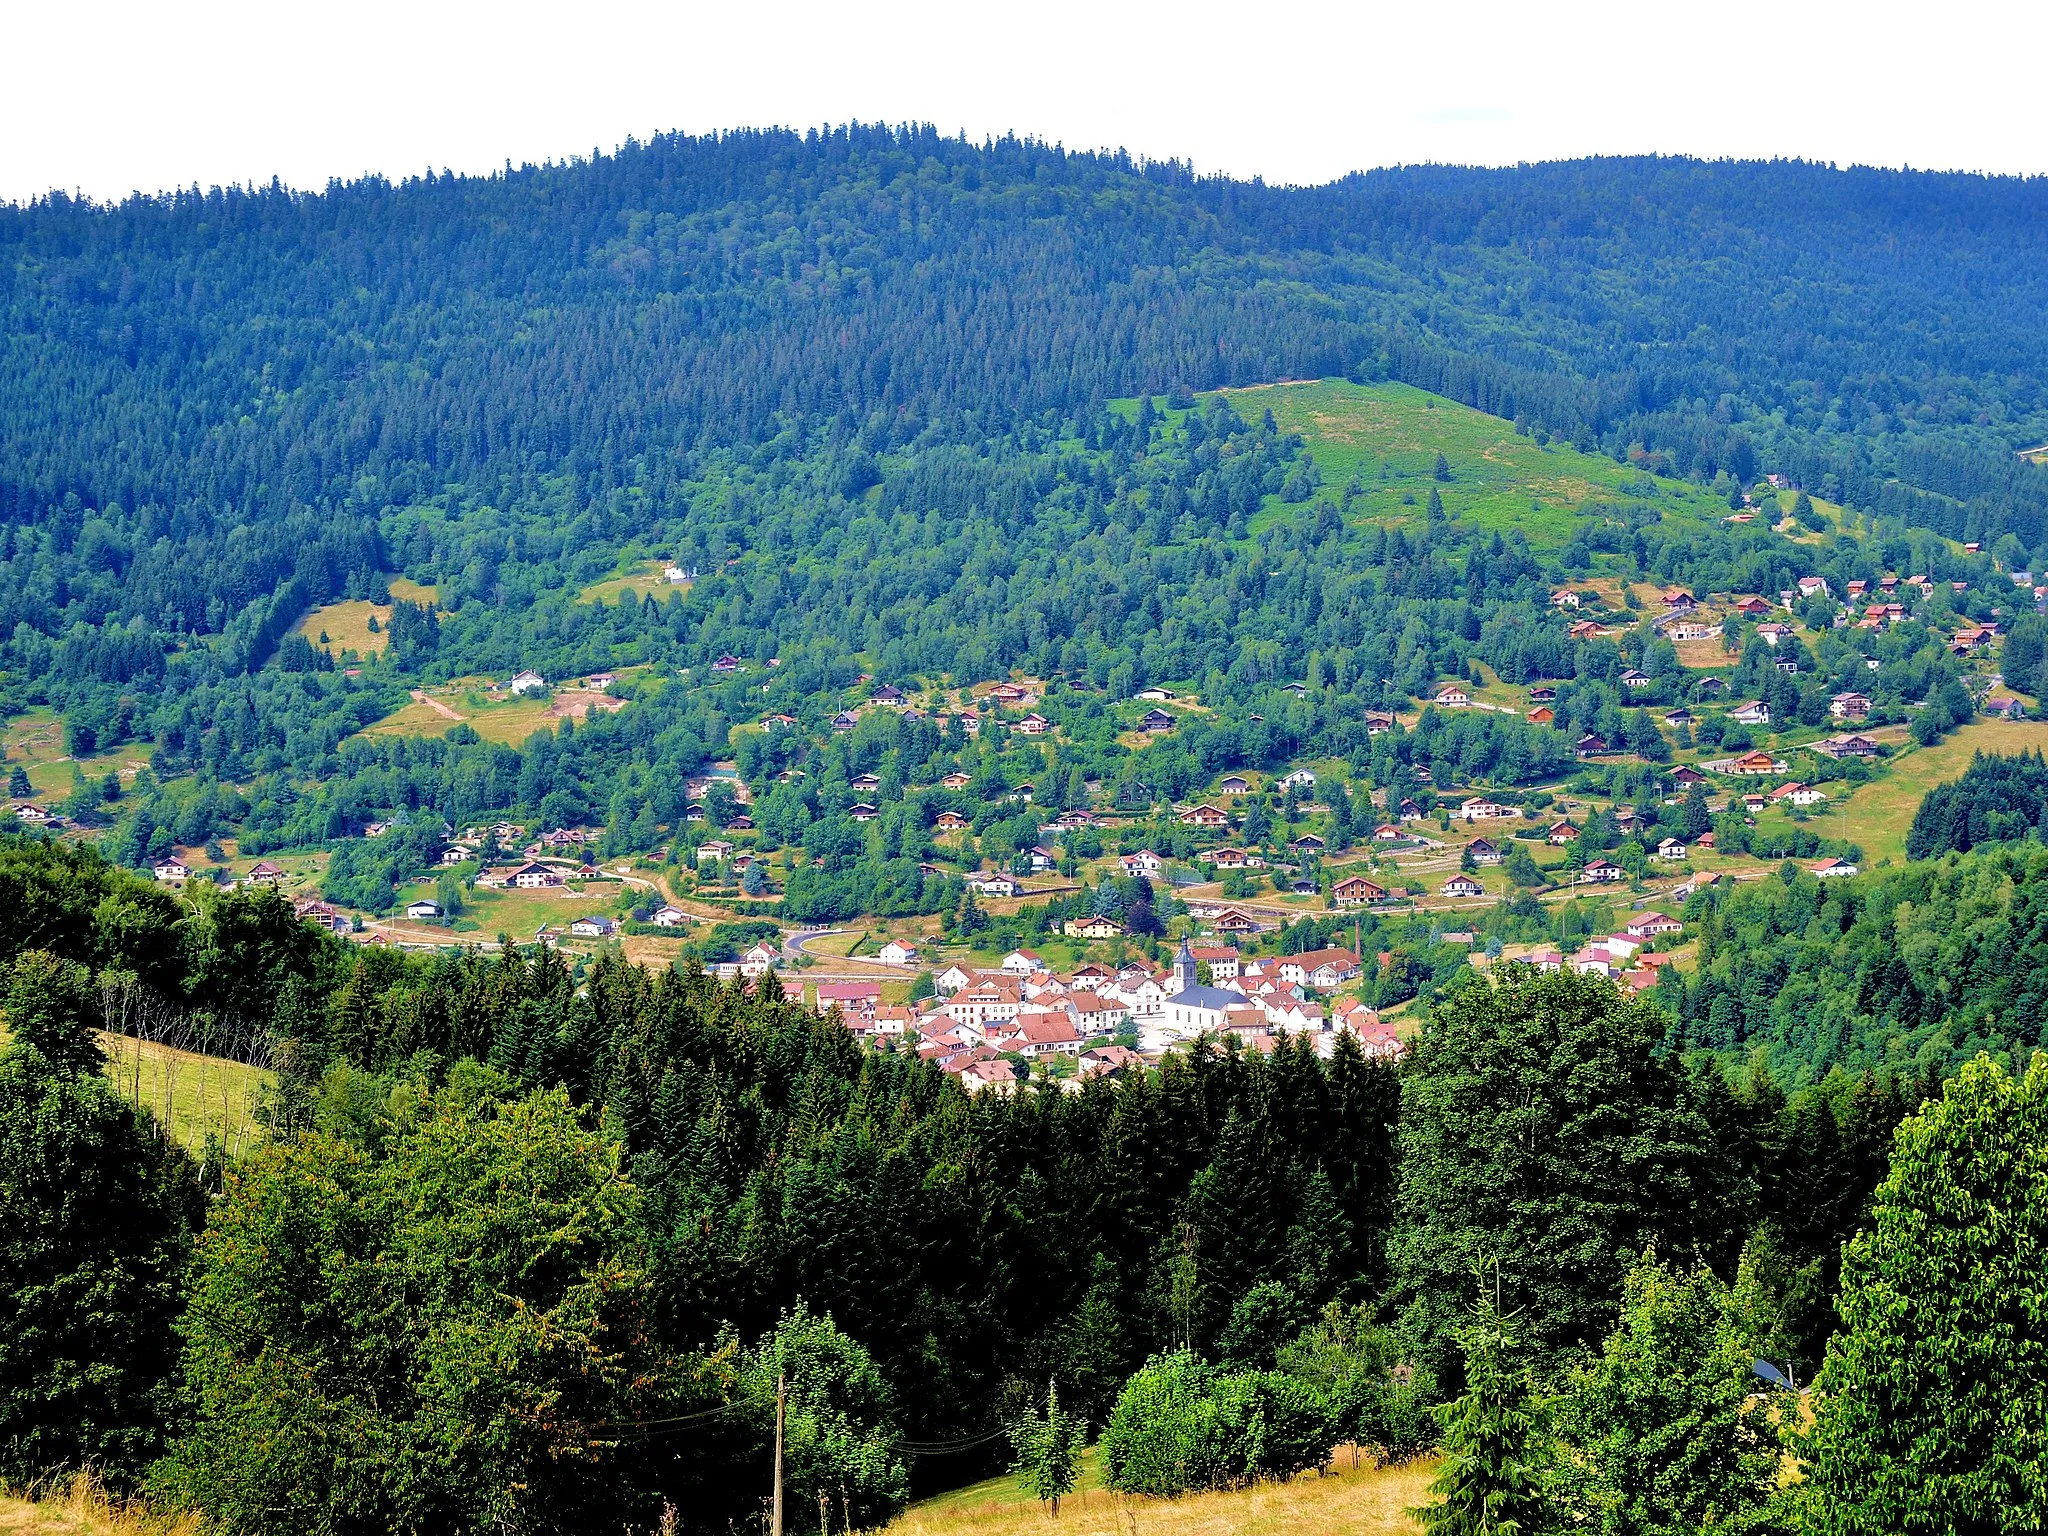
(1159, 939), (1252, 1036)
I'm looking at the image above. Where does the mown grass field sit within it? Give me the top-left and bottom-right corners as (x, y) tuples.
(1216, 379), (1729, 546)
(97, 1033), (273, 1158)
(456, 881), (625, 938)
(359, 680), (562, 746)
(290, 577), (437, 660)
(890, 1448), (1433, 1536)
(1834, 718), (2048, 865)
(0, 1022), (271, 1161)
(575, 560), (689, 605)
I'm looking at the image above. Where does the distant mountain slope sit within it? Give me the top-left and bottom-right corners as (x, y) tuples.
(4, 128), (2048, 546)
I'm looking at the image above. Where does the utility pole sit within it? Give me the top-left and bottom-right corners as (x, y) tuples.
(772, 1370), (786, 1536)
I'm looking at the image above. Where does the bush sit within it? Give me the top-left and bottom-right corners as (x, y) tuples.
(1275, 1302), (1437, 1465)
(1100, 1351), (1338, 1496)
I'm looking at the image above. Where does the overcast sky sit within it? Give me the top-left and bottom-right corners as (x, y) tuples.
(5, 0), (2046, 203)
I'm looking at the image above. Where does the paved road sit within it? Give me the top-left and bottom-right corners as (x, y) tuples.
(782, 926), (925, 981)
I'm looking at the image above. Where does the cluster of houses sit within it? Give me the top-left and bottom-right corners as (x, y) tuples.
(801, 939), (1406, 1094)
(1517, 910), (1685, 990)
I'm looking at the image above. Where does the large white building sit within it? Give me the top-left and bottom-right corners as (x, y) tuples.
(1154, 941), (1252, 1042)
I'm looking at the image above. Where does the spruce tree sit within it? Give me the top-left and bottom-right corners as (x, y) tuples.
(1414, 1283), (1554, 1536)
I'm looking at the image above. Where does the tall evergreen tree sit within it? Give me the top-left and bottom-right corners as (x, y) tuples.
(1413, 1282), (1555, 1536)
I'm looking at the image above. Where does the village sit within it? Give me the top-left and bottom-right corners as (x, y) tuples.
(7, 545), (2043, 1096)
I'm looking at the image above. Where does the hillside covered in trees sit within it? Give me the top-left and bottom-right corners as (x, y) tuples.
(3, 834), (2028, 1534)
(7, 128), (2048, 1533)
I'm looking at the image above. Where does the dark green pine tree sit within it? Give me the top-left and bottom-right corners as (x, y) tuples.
(1185, 1109), (1288, 1348)
(0, 951), (203, 1484)
(1324, 1035), (1401, 1292)
(1414, 1281), (1555, 1536)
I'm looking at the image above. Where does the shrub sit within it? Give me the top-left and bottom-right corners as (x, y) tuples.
(1100, 1351), (1338, 1496)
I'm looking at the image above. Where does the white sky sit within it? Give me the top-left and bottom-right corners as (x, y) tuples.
(4, 0), (2046, 204)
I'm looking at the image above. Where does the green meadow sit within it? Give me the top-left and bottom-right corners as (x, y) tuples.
(1219, 378), (1729, 545)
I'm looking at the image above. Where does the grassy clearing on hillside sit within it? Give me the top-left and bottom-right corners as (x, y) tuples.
(96, 1033), (272, 1159)
(290, 577), (438, 660)
(1835, 718), (2048, 865)
(576, 560), (688, 605)
(1218, 380), (1725, 546)
(891, 1449), (1433, 1536)
(457, 882), (622, 937)
(360, 683), (562, 747)
(2, 709), (153, 803)
(2, 1020), (272, 1161)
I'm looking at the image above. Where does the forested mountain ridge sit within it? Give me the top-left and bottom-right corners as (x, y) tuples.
(7, 129), (2048, 544)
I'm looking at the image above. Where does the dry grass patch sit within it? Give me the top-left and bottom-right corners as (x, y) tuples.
(0, 1478), (197, 1536)
(890, 1453), (1434, 1536)
(290, 579), (437, 661)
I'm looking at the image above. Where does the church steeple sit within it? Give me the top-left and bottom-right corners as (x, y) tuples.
(1171, 938), (1197, 994)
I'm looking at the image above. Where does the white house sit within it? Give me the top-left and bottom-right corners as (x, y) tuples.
(934, 963), (979, 994)
(878, 938), (921, 966)
(650, 905), (689, 927)
(1001, 949), (1044, 977)
(1458, 797), (1516, 822)
(570, 915), (618, 938)
(1278, 769), (1317, 789)
(153, 857), (191, 883)
(1811, 858), (1859, 879)
(508, 669), (547, 695)
(1625, 912), (1684, 940)
(1278, 948), (1361, 989)
(1441, 873), (1486, 898)
(481, 862), (564, 890)
(1772, 783), (1829, 809)
(406, 899), (444, 920)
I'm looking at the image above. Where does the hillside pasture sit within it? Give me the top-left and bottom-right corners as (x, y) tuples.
(290, 577), (439, 660)
(1218, 379), (1727, 546)
(576, 560), (688, 605)
(1834, 717), (2048, 865)
(3, 708), (155, 803)
(96, 1032), (273, 1159)
(359, 680), (563, 746)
